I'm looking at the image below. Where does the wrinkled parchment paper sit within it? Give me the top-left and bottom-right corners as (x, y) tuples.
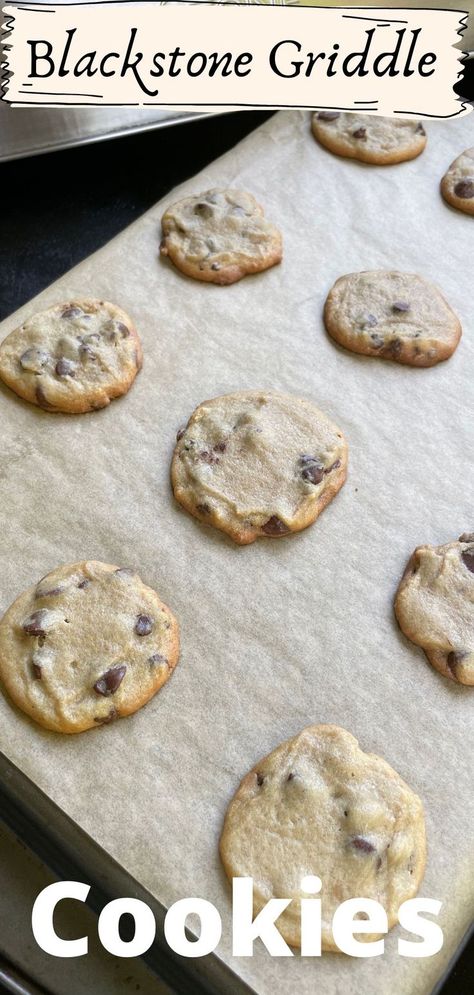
(0, 110), (473, 995)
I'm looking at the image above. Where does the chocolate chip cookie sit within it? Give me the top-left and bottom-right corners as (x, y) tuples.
(324, 271), (461, 367)
(0, 561), (179, 733)
(395, 535), (474, 686)
(160, 189), (282, 285)
(311, 113), (427, 165)
(0, 299), (142, 413)
(441, 148), (474, 216)
(171, 390), (348, 545)
(220, 724), (426, 950)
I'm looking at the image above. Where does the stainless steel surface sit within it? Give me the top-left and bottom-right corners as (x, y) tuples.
(0, 105), (211, 162)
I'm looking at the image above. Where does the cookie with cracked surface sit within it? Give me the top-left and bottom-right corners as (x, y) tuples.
(171, 390), (347, 545)
(324, 271), (461, 367)
(0, 561), (179, 733)
(441, 148), (474, 216)
(0, 299), (142, 414)
(219, 724), (426, 950)
(311, 112), (427, 165)
(160, 188), (282, 285)
(395, 534), (474, 686)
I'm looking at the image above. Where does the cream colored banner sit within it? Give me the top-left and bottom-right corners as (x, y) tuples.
(1, 3), (470, 115)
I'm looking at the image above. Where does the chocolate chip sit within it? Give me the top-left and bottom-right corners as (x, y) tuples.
(365, 314), (378, 328)
(350, 836), (376, 854)
(324, 459), (341, 475)
(32, 662), (42, 679)
(20, 347), (49, 372)
(35, 384), (56, 410)
(371, 334), (385, 349)
(459, 533), (474, 543)
(352, 127), (367, 140)
(262, 516), (289, 536)
(176, 428), (185, 441)
(300, 455), (324, 485)
(94, 707), (118, 725)
(199, 450), (220, 465)
(211, 263), (220, 271)
(79, 344), (96, 361)
(196, 502), (210, 514)
(135, 614), (153, 636)
(61, 306), (83, 319)
(256, 773), (265, 786)
(384, 338), (402, 358)
(55, 357), (76, 378)
(116, 322), (130, 338)
(454, 179), (474, 199)
(415, 123), (426, 135)
(35, 585), (62, 599)
(214, 441), (227, 453)
(318, 111), (340, 121)
(447, 651), (461, 676)
(148, 653), (167, 667)
(461, 549), (474, 573)
(22, 610), (48, 637)
(392, 301), (411, 313)
(77, 578), (90, 589)
(286, 772), (295, 782)
(194, 202), (214, 218)
(94, 665), (127, 696)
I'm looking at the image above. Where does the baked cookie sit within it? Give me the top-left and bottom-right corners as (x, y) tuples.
(395, 534), (474, 686)
(0, 561), (179, 733)
(324, 271), (461, 367)
(220, 724), (426, 950)
(441, 148), (474, 216)
(171, 390), (347, 545)
(311, 112), (427, 165)
(0, 299), (142, 414)
(160, 189), (282, 285)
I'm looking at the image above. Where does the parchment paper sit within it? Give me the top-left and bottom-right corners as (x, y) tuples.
(0, 110), (473, 995)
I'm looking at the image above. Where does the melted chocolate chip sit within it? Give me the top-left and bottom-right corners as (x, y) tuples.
(318, 111), (340, 121)
(214, 441), (227, 453)
(392, 301), (411, 313)
(262, 516), (290, 536)
(135, 614), (153, 636)
(351, 836), (376, 854)
(116, 322), (130, 338)
(256, 773), (265, 786)
(324, 459), (341, 475)
(32, 662), (42, 679)
(94, 665), (127, 696)
(20, 347), (49, 372)
(148, 653), (167, 667)
(461, 549), (474, 573)
(77, 578), (90, 589)
(94, 707), (118, 725)
(454, 179), (474, 200)
(211, 263), (220, 271)
(35, 384), (56, 411)
(286, 772), (295, 782)
(23, 610), (48, 637)
(55, 357), (76, 378)
(352, 127), (367, 140)
(300, 455), (324, 485)
(196, 502), (210, 515)
(415, 123), (426, 135)
(194, 202), (214, 218)
(61, 306), (83, 320)
(35, 583), (62, 599)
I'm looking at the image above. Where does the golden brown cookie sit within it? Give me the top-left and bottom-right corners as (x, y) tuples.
(220, 724), (426, 950)
(441, 148), (474, 215)
(171, 390), (348, 545)
(0, 561), (179, 733)
(324, 271), (461, 367)
(160, 189), (282, 285)
(311, 112), (427, 165)
(395, 534), (474, 686)
(0, 299), (142, 414)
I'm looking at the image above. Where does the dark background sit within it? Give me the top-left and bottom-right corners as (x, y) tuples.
(0, 62), (472, 995)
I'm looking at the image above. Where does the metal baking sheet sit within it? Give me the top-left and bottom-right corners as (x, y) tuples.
(0, 109), (473, 995)
(0, 105), (211, 162)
